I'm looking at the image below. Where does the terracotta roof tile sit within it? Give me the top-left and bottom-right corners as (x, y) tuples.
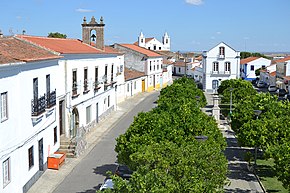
(17, 35), (117, 54)
(269, 71), (276, 76)
(283, 76), (290, 80)
(174, 61), (186, 67)
(0, 37), (61, 64)
(275, 56), (290, 63)
(119, 44), (161, 57)
(124, 67), (145, 81)
(240, 57), (259, 65)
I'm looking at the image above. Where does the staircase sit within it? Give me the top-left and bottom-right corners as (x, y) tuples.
(59, 137), (76, 158)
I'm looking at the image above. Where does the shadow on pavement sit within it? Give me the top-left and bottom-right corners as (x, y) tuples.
(76, 185), (100, 193)
(224, 188), (255, 193)
(93, 163), (117, 177)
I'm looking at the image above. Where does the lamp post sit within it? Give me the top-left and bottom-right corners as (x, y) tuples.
(194, 135), (208, 142)
(253, 109), (262, 169)
(229, 88), (234, 122)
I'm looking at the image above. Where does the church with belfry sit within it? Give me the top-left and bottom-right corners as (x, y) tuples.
(134, 32), (171, 51)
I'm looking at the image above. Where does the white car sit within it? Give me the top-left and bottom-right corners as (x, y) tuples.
(99, 178), (114, 191)
(268, 85), (277, 92)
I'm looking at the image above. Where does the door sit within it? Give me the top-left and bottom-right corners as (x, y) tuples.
(38, 138), (44, 171)
(59, 100), (65, 136)
(71, 108), (79, 138)
(142, 79), (145, 92)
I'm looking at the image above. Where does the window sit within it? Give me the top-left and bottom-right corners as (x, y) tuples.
(148, 47), (150, 50)
(166, 39), (168, 44)
(179, 68), (181, 73)
(1, 92), (8, 121)
(153, 45), (156, 50)
(120, 65), (123, 73)
(262, 65), (265, 69)
(54, 127), (57, 144)
(134, 81), (136, 89)
(141, 39), (143, 43)
(150, 61), (152, 71)
(111, 64), (114, 82)
(46, 74), (50, 96)
(84, 68), (88, 92)
(95, 67), (99, 87)
(28, 146), (34, 170)
(225, 62), (231, 72)
(105, 65), (108, 82)
(33, 78), (38, 103)
(213, 62), (219, 72)
(3, 157), (11, 187)
(72, 70), (77, 95)
(219, 46), (225, 56)
(127, 84), (130, 92)
(108, 96), (110, 107)
(86, 105), (91, 124)
(250, 65), (254, 71)
(159, 47), (161, 50)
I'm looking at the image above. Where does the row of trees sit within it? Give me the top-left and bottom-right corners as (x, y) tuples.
(218, 79), (290, 190)
(99, 77), (228, 192)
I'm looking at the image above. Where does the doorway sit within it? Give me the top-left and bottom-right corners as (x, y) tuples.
(38, 138), (44, 171)
(71, 108), (79, 138)
(59, 100), (65, 136)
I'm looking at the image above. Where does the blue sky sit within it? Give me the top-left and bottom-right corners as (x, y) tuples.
(1, 0), (290, 52)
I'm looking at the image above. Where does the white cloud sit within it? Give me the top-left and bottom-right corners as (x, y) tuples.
(76, 8), (95, 13)
(185, 0), (204, 5)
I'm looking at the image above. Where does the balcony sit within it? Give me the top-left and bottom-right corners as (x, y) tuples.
(46, 89), (56, 109)
(31, 95), (46, 116)
(72, 82), (79, 98)
(217, 55), (225, 60)
(94, 81), (102, 91)
(210, 71), (231, 77)
(83, 79), (90, 94)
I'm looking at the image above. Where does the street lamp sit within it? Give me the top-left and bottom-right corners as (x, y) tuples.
(253, 109), (262, 169)
(195, 135), (208, 142)
(229, 88), (234, 122)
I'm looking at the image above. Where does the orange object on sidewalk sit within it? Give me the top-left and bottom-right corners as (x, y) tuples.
(47, 152), (66, 170)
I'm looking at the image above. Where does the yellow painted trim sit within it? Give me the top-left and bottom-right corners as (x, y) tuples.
(155, 84), (160, 89)
(147, 86), (154, 92)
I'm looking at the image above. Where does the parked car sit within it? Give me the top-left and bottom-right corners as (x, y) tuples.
(284, 94), (290, 100)
(99, 178), (114, 191)
(115, 164), (133, 180)
(257, 81), (266, 88)
(276, 88), (288, 96)
(268, 85), (277, 92)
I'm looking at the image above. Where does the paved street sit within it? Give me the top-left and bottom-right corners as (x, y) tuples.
(27, 91), (159, 193)
(53, 91), (159, 193)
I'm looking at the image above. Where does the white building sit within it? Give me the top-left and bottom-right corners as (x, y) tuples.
(240, 57), (272, 80)
(18, 34), (125, 157)
(124, 68), (146, 98)
(134, 32), (170, 51)
(0, 37), (61, 193)
(202, 42), (240, 93)
(259, 61), (277, 86)
(113, 43), (166, 92)
(275, 56), (290, 90)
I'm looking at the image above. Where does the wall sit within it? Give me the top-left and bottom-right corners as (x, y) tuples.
(0, 60), (59, 193)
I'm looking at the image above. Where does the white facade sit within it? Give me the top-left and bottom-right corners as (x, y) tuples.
(0, 60), (60, 193)
(125, 77), (146, 98)
(202, 42), (240, 93)
(57, 54), (125, 139)
(240, 57), (272, 80)
(137, 32), (170, 51)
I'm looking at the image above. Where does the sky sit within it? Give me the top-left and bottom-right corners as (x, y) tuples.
(1, 0), (290, 53)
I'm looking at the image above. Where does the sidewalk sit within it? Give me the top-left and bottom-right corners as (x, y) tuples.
(203, 92), (264, 193)
(27, 91), (153, 193)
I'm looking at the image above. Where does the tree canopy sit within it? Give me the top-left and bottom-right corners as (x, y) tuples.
(47, 32), (67, 38)
(100, 77), (228, 192)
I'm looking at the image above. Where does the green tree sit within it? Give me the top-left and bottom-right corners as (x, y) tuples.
(48, 32), (67, 38)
